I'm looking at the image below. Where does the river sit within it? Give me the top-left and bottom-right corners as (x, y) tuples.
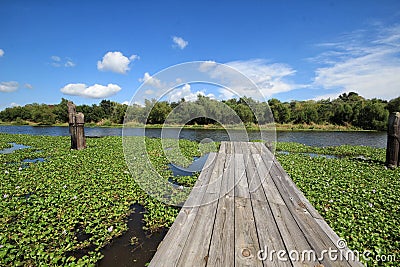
(0, 125), (387, 148)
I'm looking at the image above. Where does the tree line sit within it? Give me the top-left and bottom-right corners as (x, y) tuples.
(0, 92), (399, 130)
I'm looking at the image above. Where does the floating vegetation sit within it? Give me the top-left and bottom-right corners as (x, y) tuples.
(0, 134), (398, 266)
(0, 133), (210, 266)
(276, 142), (400, 266)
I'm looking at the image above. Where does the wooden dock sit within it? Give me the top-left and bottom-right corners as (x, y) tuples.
(149, 142), (363, 267)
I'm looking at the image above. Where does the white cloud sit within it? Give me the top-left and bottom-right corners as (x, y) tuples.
(24, 83), (33, 89)
(65, 60), (76, 67)
(206, 59), (302, 99)
(121, 101), (129, 105)
(51, 55), (61, 62)
(312, 24), (400, 100)
(172, 36), (188, 49)
(168, 83), (215, 102)
(10, 102), (20, 107)
(50, 56), (75, 68)
(0, 81), (19, 92)
(312, 91), (346, 101)
(139, 72), (163, 89)
(199, 60), (217, 72)
(0, 49), (4, 57)
(60, 83), (121, 98)
(97, 51), (138, 74)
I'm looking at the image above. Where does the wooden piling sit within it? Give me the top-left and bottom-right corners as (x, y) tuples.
(386, 112), (400, 169)
(67, 101), (86, 150)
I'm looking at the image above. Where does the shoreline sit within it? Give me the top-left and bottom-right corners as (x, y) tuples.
(0, 122), (378, 132)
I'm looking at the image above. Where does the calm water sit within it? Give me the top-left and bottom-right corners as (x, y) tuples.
(0, 125), (387, 148)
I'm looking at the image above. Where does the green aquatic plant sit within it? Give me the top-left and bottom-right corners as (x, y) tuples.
(0, 134), (398, 266)
(276, 142), (399, 266)
(0, 134), (203, 266)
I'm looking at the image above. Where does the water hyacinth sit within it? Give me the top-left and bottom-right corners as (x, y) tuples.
(0, 134), (204, 266)
(276, 142), (400, 266)
(0, 134), (398, 266)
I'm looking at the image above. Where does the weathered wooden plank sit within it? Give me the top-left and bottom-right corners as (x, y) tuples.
(235, 196), (263, 267)
(257, 154), (320, 266)
(176, 153), (225, 266)
(149, 152), (217, 267)
(316, 219), (365, 267)
(233, 141), (243, 154)
(207, 154), (235, 266)
(269, 201), (321, 266)
(218, 154), (232, 197)
(241, 141), (251, 154)
(234, 153), (249, 199)
(266, 157), (352, 266)
(233, 152), (263, 267)
(252, 154), (284, 205)
(251, 200), (290, 267)
(261, 148), (323, 220)
(246, 153), (290, 267)
(224, 141), (233, 154)
(249, 142), (260, 154)
(253, 141), (269, 155)
(246, 154), (263, 201)
(151, 142), (362, 267)
(219, 141), (226, 154)
(386, 112), (400, 168)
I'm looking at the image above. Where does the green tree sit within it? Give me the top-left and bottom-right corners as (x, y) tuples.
(356, 100), (389, 130)
(235, 103), (254, 124)
(147, 101), (172, 124)
(53, 98), (69, 123)
(111, 103), (128, 124)
(387, 96), (400, 113)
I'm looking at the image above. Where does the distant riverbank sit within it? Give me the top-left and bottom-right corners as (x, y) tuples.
(0, 125), (386, 148)
(0, 121), (373, 132)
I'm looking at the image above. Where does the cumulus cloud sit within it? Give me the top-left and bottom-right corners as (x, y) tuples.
(312, 24), (400, 100)
(168, 83), (215, 102)
(139, 72), (164, 89)
(172, 36), (188, 49)
(0, 49), (4, 57)
(97, 51), (138, 74)
(60, 83), (121, 98)
(0, 81), (19, 92)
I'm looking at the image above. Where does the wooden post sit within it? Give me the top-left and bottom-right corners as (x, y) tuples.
(386, 112), (400, 169)
(67, 101), (86, 150)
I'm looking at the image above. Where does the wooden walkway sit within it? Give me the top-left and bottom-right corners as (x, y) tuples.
(149, 142), (363, 267)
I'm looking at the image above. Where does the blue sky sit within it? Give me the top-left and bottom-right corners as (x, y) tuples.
(1, 0), (400, 109)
